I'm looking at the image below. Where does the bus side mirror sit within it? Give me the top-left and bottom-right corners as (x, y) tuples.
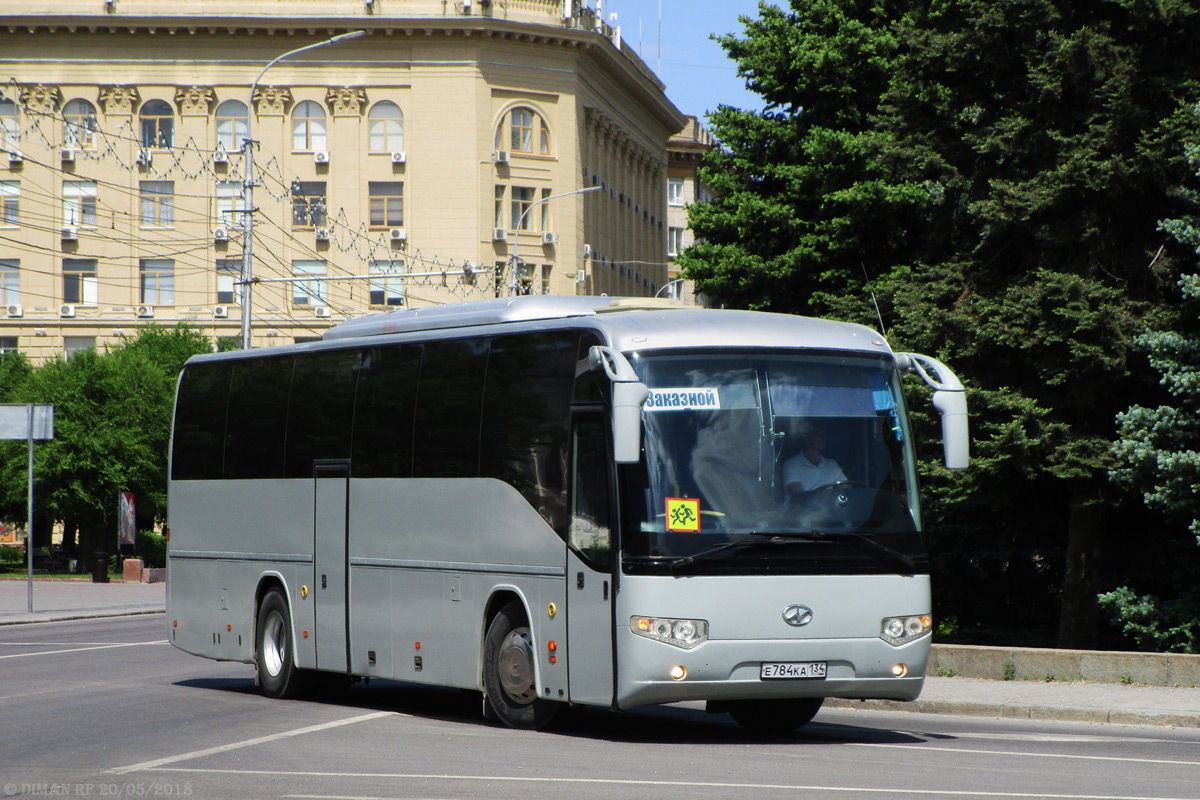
(897, 352), (970, 470)
(588, 346), (650, 464)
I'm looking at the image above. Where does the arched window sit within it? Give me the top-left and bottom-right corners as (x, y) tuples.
(495, 106), (550, 156)
(63, 98), (98, 150)
(215, 99), (248, 152)
(292, 100), (327, 152)
(0, 98), (18, 150)
(140, 99), (174, 149)
(368, 101), (404, 153)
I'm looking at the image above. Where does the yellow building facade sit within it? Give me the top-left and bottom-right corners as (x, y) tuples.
(0, 0), (685, 360)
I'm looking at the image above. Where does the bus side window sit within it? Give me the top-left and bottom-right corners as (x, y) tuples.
(413, 339), (488, 478)
(352, 344), (421, 478)
(224, 356), (293, 480)
(570, 415), (612, 570)
(172, 361), (232, 481)
(285, 349), (359, 478)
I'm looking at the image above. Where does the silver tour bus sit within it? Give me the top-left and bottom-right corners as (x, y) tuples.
(166, 296), (968, 733)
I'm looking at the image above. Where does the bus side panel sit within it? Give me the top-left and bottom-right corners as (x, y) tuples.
(167, 480), (316, 668)
(346, 478), (567, 696)
(613, 573), (931, 709)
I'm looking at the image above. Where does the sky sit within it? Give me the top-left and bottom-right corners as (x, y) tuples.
(597, 0), (767, 120)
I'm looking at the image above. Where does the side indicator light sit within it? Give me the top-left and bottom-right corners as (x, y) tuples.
(303, 631), (308, 639)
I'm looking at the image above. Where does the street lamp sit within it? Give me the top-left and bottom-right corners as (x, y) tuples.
(509, 186), (603, 296)
(241, 30), (365, 349)
(655, 277), (684, 300)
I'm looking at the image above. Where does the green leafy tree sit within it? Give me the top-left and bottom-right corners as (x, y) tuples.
(685, 0), (1200, 647)
(0, 324), (212, 565)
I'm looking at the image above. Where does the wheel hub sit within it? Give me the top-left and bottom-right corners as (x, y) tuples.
(496, 627), (536, 704)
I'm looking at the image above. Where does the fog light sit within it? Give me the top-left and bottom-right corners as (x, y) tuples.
(892, 663), (908, 678)
(669, 665), (687, 680)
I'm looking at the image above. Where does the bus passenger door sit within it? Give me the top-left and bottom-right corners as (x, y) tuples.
(566, 416), (615, 706)
(314, 460), (350, 673)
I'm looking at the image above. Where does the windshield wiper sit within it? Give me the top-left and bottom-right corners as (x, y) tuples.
(772, 530), (919, 572)
(667, 536), (807, 572)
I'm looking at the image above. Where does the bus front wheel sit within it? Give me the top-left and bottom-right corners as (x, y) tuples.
(482, 601), (559, 730)
(256, 588), (309, 699)
(727, 697), (823, 734)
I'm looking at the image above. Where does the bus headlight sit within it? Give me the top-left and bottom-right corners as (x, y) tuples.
(880, 614), (932, 647)
(631, 616), (708, 649)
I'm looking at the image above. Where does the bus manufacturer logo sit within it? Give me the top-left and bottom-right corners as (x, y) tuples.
(782, 604), (814, 627)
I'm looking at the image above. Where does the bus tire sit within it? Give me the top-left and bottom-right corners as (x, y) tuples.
(482, 600), (559, 730)
(256, 588), (309, 699)
(728, 697), (823, 734)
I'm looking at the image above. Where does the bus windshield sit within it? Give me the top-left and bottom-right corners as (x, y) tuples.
(621, 350), (925, 575)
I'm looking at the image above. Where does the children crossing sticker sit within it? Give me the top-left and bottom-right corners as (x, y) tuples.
(666, 497), (701, 532)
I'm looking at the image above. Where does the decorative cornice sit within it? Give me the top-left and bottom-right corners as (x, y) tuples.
(252, 86), (292, 116)
(174, 85), (215, 116)
(98, 85), (139, 115)
(326, 86), (367, 117)
(19, 84), (61, 114)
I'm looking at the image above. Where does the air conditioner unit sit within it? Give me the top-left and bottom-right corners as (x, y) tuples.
(582, 244), (592, 257)
(314, 151), (330, 164)
(541, 232), (558, 246)
(213, 305), (229, 319)
(136, 150), (152, 167)
(7, 149), (21, 164)
(61, 148), (75, 163)
(492, 227), (508, 242)
(6, 304), (23, 318)
(213, 148), (229, 164)
(314, 306), (332, 319)
(136, 305), (155, 319)
(315, 227), (331, 241)
(61, 226), (78, 241)
(213, 227), (230, 242)
(390, 151), (406, 164)
(389, 227), (407, 242)
(60, 304), (76, 318)
(493, 150), (510, 165)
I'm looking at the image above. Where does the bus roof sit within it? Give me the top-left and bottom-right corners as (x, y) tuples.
(321, 296), (892, 356)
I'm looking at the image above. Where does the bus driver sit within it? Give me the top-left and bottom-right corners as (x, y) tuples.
(783, 420), (847, 496)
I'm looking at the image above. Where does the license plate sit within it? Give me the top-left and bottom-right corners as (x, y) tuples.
(760, 661), (827, 680)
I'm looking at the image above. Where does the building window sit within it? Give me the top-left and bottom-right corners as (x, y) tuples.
(0, 182), (18, 226)
(63, 99), (97, 150)
(64, 336), (95, 359)
(292, 100), (327, 152)
(216, 259), (241, 305)
(0, 98), (18, 151)
(63, 181), (97, 227)
(541, 188), (551, 232)
(369, 260), (404, 306)
(368, 101), (404, 152)
(140, 181), (174, 227)
(511, 186), (535, 230)
(292, 260), (326, 306)
(541, 264), (551, 295)
(292, 181), (326, 229)
(140, 259), (174, 305)
(494, 185), (505, 229)
(216, 181), (244, 227)
(0, 260), (19, 305)
(495, 106), (550, 156)
(668, 176), (685, 206)
(140, 99), (174, 149)
(0, 337), (17, 355)
(215, 99), (248, 152)
(515, 262), (533, 295)
(63, 259), (98, 305)
(668, 226), (684, 257)
(368, 182), (404, 228)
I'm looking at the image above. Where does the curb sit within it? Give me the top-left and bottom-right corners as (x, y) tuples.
(824, 697), (1200, 729)
(0, 608), (164, 626)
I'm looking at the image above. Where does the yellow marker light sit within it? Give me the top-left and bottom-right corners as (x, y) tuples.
(892, 663), (909, 678)
(669, 665), (687, 680)
(548, 602), (557, 618)
(301, 585), (308, 599)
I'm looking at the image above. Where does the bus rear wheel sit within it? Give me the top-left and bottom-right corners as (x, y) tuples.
(256, 588), (310, 699)
(727, 697), (823, 735)
(482, 600), (559, 730)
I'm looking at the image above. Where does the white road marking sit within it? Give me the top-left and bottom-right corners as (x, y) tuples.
(107, 711), (397, 774)
(851, 741), (1200, 767)
(0, 640), (167, 659)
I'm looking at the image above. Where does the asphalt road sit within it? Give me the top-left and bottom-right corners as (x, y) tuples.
(2, 616), (1199, 800)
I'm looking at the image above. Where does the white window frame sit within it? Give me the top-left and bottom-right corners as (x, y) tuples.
(368, 260), (405, 307)
(63, 181), (98, 227)
(292, 260), (327, 306)
(140, 258), (175, 305)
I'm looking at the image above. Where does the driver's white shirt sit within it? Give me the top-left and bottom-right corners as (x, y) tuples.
(783, 453), (847, 492)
